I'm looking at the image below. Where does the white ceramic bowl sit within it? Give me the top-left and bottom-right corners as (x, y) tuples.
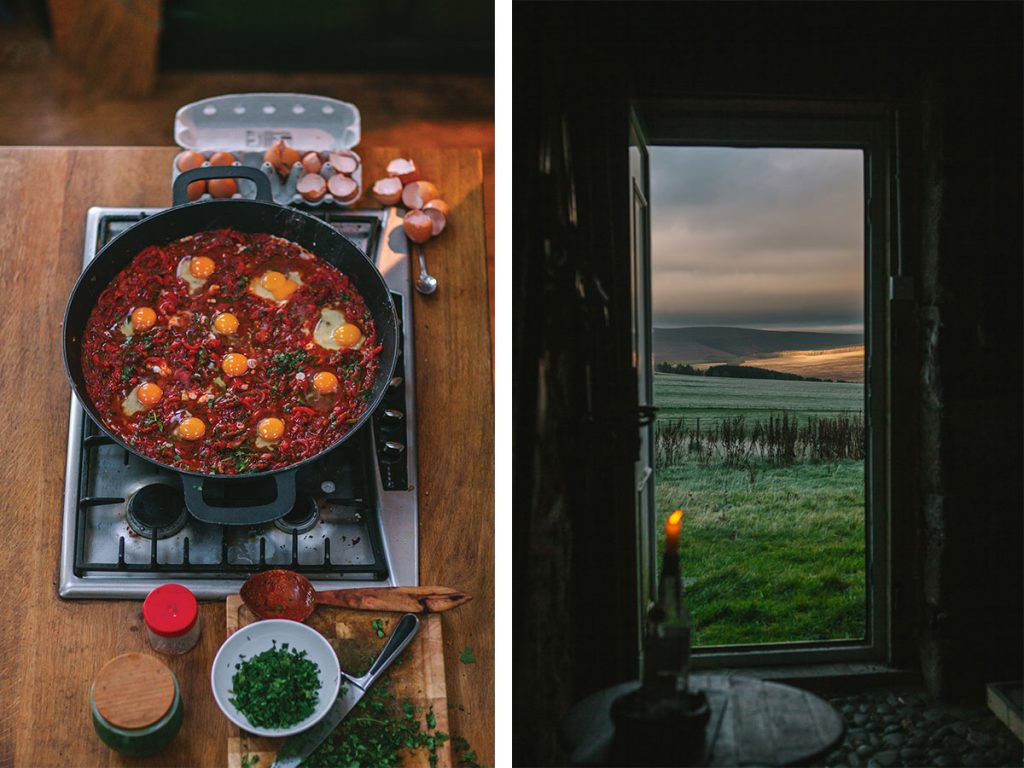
(211, 619), (342, 737)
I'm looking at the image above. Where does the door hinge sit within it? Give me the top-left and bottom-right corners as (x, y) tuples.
(888, 276), (915, 301)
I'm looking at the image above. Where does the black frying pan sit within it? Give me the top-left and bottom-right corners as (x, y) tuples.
(63, 166), (399, 525)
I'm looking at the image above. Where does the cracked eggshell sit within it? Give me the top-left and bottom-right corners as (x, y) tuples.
(328, 151), (359, 175)
(401, 180), (439, 210)
(372, 177), (403, 206)
(297, 173), (327, 202)
(327, 174), (359, 203)
(403, 210), (434, 244)
(386, 158), (419, 185)
(423, 199), (449, 235)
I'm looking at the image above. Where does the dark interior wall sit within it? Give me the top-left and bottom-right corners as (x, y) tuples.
(159, 1), (494, 73)
(515, 3), (1022, 765)
(514, 7), (636, 763)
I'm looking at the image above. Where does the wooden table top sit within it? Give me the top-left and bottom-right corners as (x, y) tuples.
(0, 146), (493, 767)
(562, 674), (846, 767)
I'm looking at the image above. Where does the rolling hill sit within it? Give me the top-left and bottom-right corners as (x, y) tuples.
(653, 326), (865, 381)
(653, 326), (863, 363)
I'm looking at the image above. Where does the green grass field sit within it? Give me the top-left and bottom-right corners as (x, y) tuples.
(654, 373), (866, 647)
(654, 371), (863, 427)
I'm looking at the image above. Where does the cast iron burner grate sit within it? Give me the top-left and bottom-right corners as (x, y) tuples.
(74, 413), (388, 579)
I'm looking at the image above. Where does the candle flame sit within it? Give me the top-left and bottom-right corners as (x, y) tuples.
(668, 509), (684, 527)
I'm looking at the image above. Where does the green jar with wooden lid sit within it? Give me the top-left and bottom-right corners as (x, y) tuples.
(90, 652), (183, 756)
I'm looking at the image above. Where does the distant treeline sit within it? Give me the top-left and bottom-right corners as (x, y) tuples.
(655, 361), (839, 383)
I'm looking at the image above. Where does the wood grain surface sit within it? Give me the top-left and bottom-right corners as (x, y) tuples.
(225, 595), (451, 767)
(0, 147), (493, 767)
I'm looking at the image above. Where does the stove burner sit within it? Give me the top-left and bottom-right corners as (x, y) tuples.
(273, 493), (320, 535)
(125, 484), (189, 539)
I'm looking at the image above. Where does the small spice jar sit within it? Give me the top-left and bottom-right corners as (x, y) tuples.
(143, 583), (201, 655)
(90, 653), (183, 756)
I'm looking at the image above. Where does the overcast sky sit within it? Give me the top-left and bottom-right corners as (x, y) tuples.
(650, 146), (864, 333)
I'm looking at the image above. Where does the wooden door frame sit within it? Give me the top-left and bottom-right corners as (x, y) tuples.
(634, 98), (897, 667)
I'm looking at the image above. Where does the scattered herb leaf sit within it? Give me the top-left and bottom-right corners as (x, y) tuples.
(453, 735), (481, 768)
(371, 618), (387, 639)
(303, 676), (450, 768)
(459, 647), (476, 665)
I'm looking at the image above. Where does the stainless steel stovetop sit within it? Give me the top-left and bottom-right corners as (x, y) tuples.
(59, 206), (418, 598)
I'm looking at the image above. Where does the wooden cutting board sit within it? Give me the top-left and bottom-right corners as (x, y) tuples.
(225, 595), (451, 768)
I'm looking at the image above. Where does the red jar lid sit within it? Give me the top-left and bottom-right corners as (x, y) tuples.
(143, 584), (198, 638)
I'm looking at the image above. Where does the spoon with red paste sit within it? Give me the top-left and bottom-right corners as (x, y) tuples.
(240, 569), (472, 622)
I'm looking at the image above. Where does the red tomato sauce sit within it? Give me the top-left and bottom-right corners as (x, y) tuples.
(81, 228), (381, 474)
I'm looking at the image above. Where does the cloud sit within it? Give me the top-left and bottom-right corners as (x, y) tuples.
(650, 146), (865, 330)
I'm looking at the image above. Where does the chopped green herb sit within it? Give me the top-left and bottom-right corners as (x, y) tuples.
(141, 410), (164, 430)
(371, 618), (387, 639)
(240, 755), (259, 768)
(459, 647), (476, 665)
(304, 676), (450, 768)
(425, 708), (436, 729)
(120, 364), (133, 383)
(228, 641), (321, 730)
(271, 349), (308, 376)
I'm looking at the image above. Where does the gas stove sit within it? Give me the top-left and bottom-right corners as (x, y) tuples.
(59, 206), (418, 598)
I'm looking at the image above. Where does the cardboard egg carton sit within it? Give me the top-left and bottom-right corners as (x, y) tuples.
(173, 93), (362, 207)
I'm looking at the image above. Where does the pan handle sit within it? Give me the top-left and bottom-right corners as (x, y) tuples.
(172, 165), (274, 206)
(182, 470), (296, 525)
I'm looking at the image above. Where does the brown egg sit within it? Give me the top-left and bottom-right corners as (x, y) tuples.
(403, 210), (433, 244)
(401, 180), (439, 210)
(328, 151), (359, 175)
(176, 150), (205, 172)
(264, 139), (301, 178)
(186, 180), (206, 201)
(297, 173), (327, 202)
(208, 178), (237, 198)
(209, 151), (236, 166)
(301, 152), (323, 174)
(386, 158), (420, 185)
(327, 174), (359, 203)
(372, 177), (403, 206)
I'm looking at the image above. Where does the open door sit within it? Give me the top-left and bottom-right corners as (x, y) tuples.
(629, 109), (656, 669)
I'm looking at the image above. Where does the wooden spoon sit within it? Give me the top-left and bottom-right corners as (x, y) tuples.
(240, 569), (472, 621)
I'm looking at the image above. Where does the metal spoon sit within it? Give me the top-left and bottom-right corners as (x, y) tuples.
(240, 569), (471, 621)
(415, 244), (438, 295)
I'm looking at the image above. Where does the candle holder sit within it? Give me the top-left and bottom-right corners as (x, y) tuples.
(605, 507), (710, 766)
(608, 686), (710, 766)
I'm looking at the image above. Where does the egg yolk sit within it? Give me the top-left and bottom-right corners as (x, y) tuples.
(257, 417), (285, 441)
(333, 323), (362, 348)
(259, 270), (299, 301)
(177, 417), (206, 441)
(222, 353), (249, 377)
(131, 306), (157, 331)
(312, 371), (339, 394)
(213, 312), (239, 335)
(136, 383), (163, 406)
(189, 256), (216, 279)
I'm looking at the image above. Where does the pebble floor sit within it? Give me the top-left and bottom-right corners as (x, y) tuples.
(822, 688), (1022, 767)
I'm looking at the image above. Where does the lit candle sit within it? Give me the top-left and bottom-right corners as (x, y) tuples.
(664, 509), (684, 555)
